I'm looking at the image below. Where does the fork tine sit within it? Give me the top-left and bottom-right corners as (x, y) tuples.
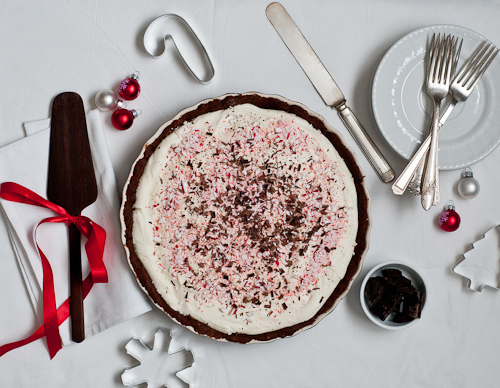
(440, 35), (450, 83)
(437, 34), (448, 82)
(462, 43), (494, 86)
(428, 33), (438, 81)
(427, 33), (436, 70)
(465, 46), (499, 90)
(452, 38), (463, 77)
(433, 34), (443, 82)
(455, 41), (488, 83)
(444, 35), (456, 83)
(438, 35), (448, 83)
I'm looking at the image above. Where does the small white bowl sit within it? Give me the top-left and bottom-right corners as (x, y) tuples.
(360, 261), (428, 330)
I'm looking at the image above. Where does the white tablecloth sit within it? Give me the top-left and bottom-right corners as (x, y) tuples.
(1, 0), (500, 386)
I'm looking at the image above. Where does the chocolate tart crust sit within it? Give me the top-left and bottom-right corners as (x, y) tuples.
(121, 93), (371, 343)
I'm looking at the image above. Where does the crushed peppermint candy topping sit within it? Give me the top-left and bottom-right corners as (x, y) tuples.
(149, 111), (351, 316)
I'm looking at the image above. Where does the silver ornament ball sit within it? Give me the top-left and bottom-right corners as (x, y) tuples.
(95, 89), (120, 111)
(458, 169), (480, 199)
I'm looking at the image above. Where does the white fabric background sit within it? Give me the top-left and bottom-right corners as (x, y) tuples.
(1, 0), (500, 387)
(0, 111), (152, 346)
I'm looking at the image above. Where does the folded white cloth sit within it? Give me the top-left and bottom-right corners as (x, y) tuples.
(0, 109), (151, 345)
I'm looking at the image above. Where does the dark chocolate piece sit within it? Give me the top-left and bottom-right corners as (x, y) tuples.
(381, 268), (403, 278)
(364, 276), (385, 305)
(366, 268), (425, 323)
(406, 290), (424, 319)
(369, 284), (403, 321)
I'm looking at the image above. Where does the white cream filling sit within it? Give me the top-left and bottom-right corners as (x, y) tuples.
(133, 104), (358, 335)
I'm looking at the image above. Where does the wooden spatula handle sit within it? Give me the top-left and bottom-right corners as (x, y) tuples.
(68, 224), (84, 342)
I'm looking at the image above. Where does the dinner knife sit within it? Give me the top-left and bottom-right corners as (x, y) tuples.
(47, 92), (98, 343)
(266, 2), (395, 183)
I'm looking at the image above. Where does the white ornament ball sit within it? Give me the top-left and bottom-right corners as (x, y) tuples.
(458, 169), (480, 199)
(95, 89), (120, 111)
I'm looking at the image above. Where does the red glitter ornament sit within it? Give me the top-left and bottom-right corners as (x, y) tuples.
(111, 108), (141, 130)
(118, 71), (141, 100)
(438, 201), (461, 232)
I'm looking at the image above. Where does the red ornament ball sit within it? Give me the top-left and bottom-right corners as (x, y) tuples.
(118, 76), (140, 100)
(111, 108), (134, 130)
(438, 208), (461, 232)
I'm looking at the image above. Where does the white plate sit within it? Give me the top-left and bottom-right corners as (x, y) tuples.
(372, 25), (500, 170)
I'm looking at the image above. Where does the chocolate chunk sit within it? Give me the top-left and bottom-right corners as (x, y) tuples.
(382, 269), (412, 287)
(366, 268), (425, 323)
(381, 268), (402, 278)
(392, 310), (414, 323)
(369, 284), (403, 321)
(384, 274), (414, 294)
(406, 290), (424, 319)
(364, 276), (385, 305)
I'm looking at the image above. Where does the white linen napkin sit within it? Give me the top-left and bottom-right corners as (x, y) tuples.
(0, 109), (151, 345)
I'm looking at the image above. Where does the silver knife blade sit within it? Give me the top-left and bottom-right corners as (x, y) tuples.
(266, 2), (395, 183)
(266, 3), (344, 108)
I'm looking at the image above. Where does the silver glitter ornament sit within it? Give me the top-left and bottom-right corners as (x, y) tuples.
(95, 89), (124, 111)
(458, 168), (480, 199)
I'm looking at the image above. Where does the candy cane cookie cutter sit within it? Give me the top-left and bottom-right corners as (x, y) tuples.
(144, 14), (215, 84)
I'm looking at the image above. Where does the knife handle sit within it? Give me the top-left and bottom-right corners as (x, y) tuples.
(337, 103), (395, 183)
(69, 223), (85, 343)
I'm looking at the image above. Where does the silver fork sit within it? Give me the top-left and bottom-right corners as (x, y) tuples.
(420, 34), (458, 210)
(407, 40), (498, 197)
(392, 38), (499, 197)
(408, 36), (461, 199)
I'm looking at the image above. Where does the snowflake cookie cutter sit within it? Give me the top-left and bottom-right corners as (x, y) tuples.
(452, 225), (500, 292)
(143, 14), (215, 84)
(121, 328), (195, 388)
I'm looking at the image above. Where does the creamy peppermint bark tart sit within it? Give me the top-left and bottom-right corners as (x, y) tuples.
(121, 93), (370, 342)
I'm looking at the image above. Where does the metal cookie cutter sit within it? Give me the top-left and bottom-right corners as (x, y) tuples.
(144, 14), (215, 84)
(121, 328), (195, 388)
(452, 225), (500, 292)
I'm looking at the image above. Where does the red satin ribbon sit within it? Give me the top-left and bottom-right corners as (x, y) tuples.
(0, 182), (107, 359)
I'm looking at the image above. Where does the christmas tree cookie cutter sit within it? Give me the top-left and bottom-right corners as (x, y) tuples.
(144, 14), (215, 84)
(452, 225), (500, 292)
(121, 328), (195, 388)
